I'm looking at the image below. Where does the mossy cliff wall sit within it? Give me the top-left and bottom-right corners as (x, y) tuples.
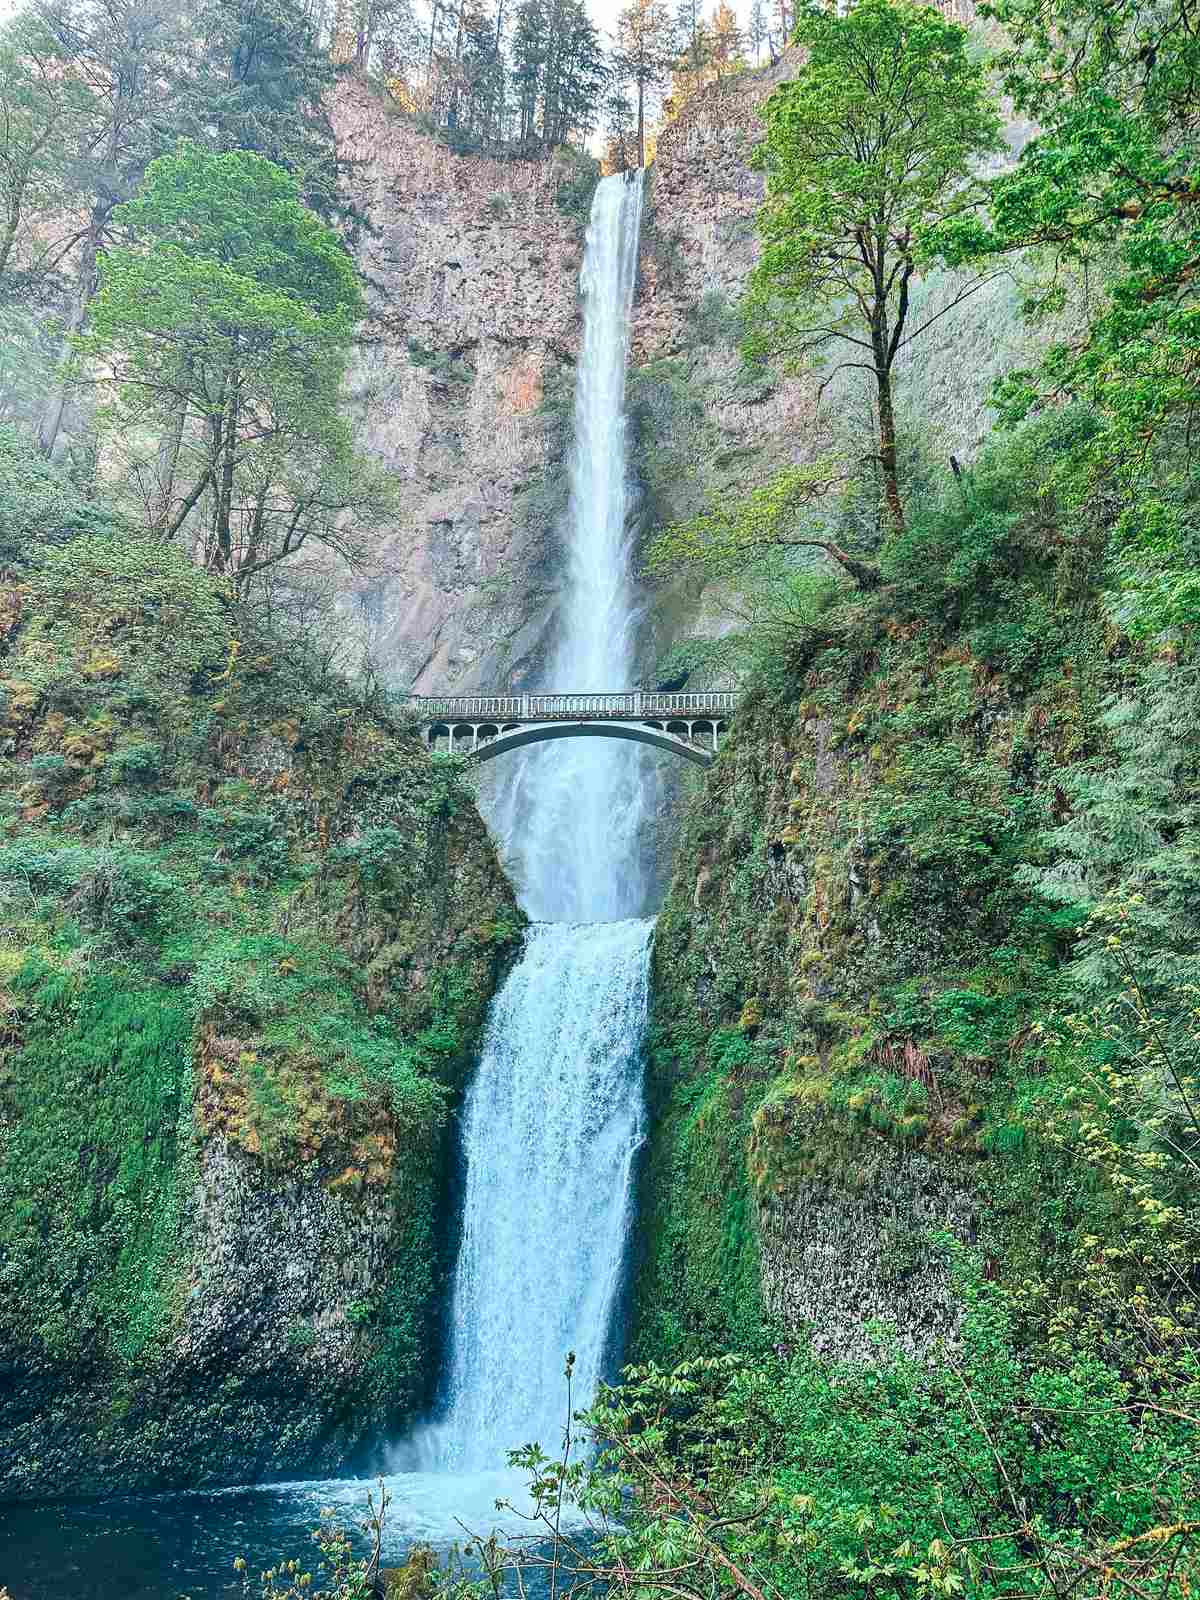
(631, 489), (1106, 1366)
(0, 525), (521, 1501)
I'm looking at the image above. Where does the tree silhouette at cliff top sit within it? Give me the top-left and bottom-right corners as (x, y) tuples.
(744, 0), (1004, 538)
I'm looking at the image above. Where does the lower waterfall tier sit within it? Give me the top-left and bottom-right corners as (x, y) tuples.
(416, 917), (653, 1472)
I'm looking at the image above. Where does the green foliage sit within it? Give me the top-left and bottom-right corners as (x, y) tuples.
(746, 0), (1004, 527)
(0, 5), (97, 286)
(926, 0), (1200, 638)
(568, 1263), (1199, 1600)
(0, 424), (123, 573)
(181, 0), (338, 212)
(684, 288), (743, 349)
(84, 143), (394, 594)
(939, 0), (1200, 463)
(632, 1027), (771, 1366)
(880, 409), (1099, 646)
(0, 494), (521, 1490)
(553, 148), (600, 223)
(651, 464), (849, 581)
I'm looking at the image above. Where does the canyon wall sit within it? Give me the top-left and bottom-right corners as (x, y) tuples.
(333, 83), (590, 693)
(335, 57), (1040, 694)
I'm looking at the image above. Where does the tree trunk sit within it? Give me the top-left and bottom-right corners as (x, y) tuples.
(38, 206), (105, 458)
(873, 355), (905, 533)
(38, 79), (128, 460)
(213, 380), (239, 573)
(0, 192), (25, 281)
(152, 402), (187, 530)
(636, 78), (645, 168)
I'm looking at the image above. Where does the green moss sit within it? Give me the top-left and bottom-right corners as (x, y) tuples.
(631, 1030), (770, 1365)
(630, 418), (1136, 1363)
(0, 961), (192, 1363)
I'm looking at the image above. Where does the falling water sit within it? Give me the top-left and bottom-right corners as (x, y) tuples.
(421, 171), (653, 1471)
(488, 170), (649, 922)
(425, 918), (651, 1469)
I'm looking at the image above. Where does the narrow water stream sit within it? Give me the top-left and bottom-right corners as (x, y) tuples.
(3, 170), (651, 1599)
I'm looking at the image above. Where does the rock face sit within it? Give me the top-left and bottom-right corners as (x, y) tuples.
(630, 685), (988, 1369)
(621, 52), (1049, 676)
(757, 1158), (976, 1364)
(333, 82), (591, 692)
(627, 556), (1098, 1367)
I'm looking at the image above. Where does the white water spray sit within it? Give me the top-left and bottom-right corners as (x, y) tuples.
(416, 172), (653, 1473)
(425, 918), (651, 1469)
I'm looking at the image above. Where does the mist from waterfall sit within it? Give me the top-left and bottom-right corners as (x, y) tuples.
(412, 171), (653, 1474)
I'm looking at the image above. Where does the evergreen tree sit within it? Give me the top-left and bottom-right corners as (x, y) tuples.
(180, 0), (338, 210)
(707, 1), (743, 77)
(666, 0), (709, 115)
(30, 0), (189, 457)
(614, 0), (675, 166)
(0, 7), (95, 289)
(602, 84), (637, 171)
(748, 0), (768, 63)
(367, 0), (424, 82)
(510, 0), (604, 148)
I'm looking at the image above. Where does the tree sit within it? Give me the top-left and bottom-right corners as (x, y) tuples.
(745, 0), (1004, 533)
(614, 0), (675, 167)
(748, 0), (768, 64)
(83, 144), (394, 592)
(178, 0), (338, 211)
(510, 0), (604, 149)
(31, 0), (188, 458)
(651, 461), (884, 589)
(707, 1), (743, 77)
(771, 0), (792, 51)
(0, 8), (94, 287)
(673, 0), (707, 81)
(935, 0), (1200, 498)
(601, 83), (637, 172)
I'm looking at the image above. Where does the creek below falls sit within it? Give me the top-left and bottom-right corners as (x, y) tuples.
(2, 170), (660, 1599)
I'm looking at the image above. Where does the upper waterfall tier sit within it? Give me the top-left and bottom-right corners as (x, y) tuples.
(483, 170), (649, 924)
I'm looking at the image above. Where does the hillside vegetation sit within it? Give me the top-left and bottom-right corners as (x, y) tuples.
(0, 430), (522, 1498)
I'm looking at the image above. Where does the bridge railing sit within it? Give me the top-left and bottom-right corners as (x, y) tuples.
(397, 691), (736, 723)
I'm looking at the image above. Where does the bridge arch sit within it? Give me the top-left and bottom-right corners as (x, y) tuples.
(445, 719), (717, 767)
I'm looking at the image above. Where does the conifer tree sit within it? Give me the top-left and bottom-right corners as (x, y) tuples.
(181, 0), (338, 210)
(614, 0), (675, 166)
(748, 0), (768, 63)
(30, 0), (189, 457)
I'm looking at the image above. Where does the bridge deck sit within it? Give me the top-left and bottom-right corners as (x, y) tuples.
(399, 691), (735, 724)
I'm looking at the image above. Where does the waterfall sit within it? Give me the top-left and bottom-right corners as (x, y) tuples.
(419, 172), (652, 1472)
(429, 919), (651, 1469)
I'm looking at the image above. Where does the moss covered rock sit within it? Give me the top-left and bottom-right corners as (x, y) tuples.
(0, 530), (522, 1500)
(631, 496), (1109, 1366)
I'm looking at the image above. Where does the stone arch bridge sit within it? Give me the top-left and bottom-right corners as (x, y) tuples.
(399, 692), (735, 767)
